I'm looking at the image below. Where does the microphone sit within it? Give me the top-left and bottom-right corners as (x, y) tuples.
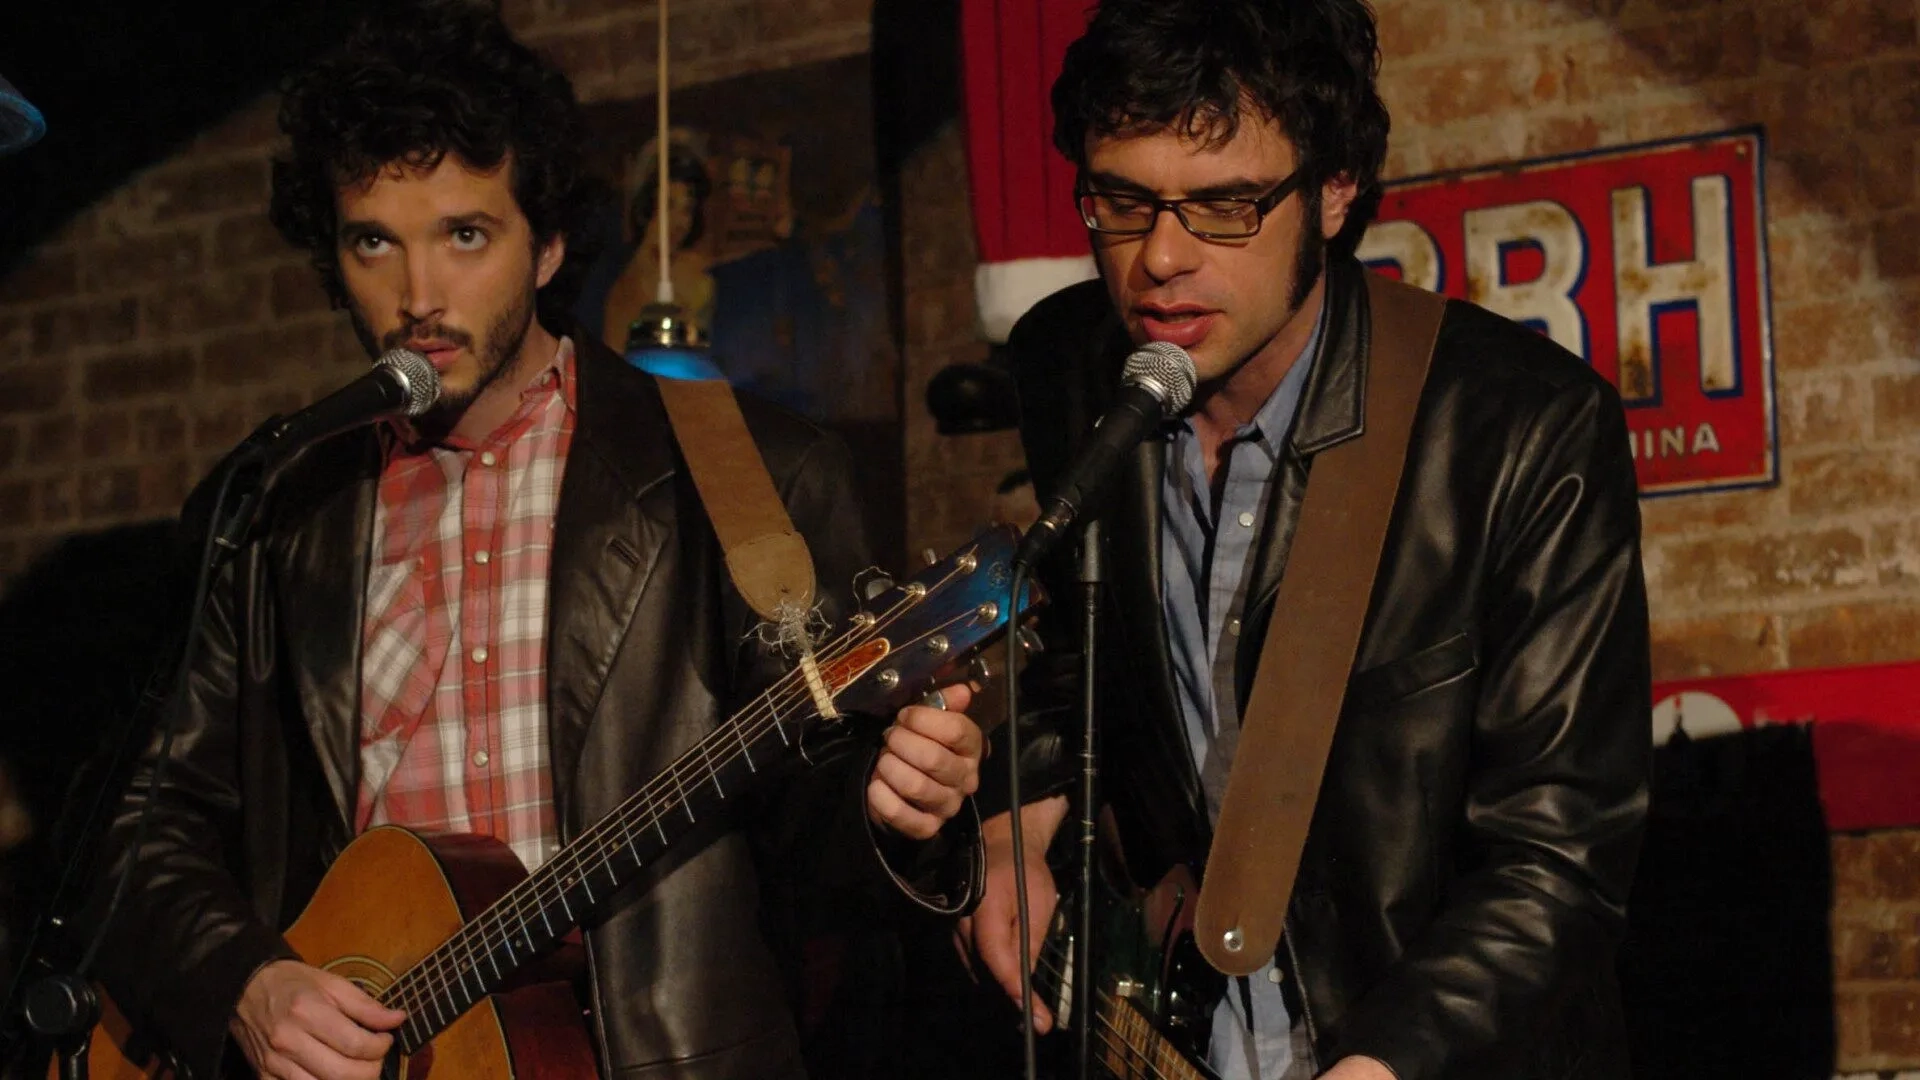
(1013, 341), (1197, 569)
(237, 348), (441, 471)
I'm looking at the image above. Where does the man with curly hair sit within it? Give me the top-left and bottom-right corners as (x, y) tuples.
(962, 1), (1651, 1078)
(82, 4), (986, 1079)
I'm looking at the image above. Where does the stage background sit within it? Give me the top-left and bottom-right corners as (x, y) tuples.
(0, 0), (1916, 1073)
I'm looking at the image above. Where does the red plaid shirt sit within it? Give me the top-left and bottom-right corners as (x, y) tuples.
(355, 338), (577, 871)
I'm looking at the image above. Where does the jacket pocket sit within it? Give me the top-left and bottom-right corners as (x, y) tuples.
(1344, 630), (1476, 713)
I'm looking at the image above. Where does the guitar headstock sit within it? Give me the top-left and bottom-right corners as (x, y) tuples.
(821, 524), (1045, 719)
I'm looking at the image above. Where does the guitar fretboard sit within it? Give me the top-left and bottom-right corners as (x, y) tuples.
(1098, 996), (1210, 1080)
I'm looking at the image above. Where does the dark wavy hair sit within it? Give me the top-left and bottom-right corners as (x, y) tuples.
(1052, 0), (1390, 262)
(269, 0), (595, 331)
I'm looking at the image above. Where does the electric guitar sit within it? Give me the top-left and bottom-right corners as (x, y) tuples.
(1036, 844), (1224, 1080)
(66, 525), (1045, 1079)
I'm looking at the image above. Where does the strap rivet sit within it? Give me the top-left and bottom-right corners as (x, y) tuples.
(1223, 929), (1244, 952)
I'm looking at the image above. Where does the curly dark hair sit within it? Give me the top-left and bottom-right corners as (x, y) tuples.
(1051, 0), (1391, 263)
(269, 0), (595, 331)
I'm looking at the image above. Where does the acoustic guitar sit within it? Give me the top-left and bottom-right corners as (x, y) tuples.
(68, 525), (1044, 1079)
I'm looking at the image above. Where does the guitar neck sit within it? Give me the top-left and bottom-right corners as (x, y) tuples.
(362, 527), (1034, 1058)
(379, 667), (834, 1053)
(1096, 995), (1213, 1080)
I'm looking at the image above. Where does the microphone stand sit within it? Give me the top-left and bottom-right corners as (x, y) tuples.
(1073, 520), (1102, 1080)
(0, 421), (285, 1080)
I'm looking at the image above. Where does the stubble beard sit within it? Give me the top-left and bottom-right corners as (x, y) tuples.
(346, 274), (540, 440)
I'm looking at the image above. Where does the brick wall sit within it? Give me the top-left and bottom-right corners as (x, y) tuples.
(1365, 0), (1916, 1069)
(2, 0), (1918, 1071)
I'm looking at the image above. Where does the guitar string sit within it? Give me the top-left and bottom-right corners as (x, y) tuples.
(377, 596), (911, 1038)
(393, 555), (1027, 1037)
(393, 583), (966, 1012)
(435, 559), (1012, 973)
(378, 600), (905, 1034)
(381, 611), (897, 1045)
(1031, 948), (1201, 1080)
(381, 555), (1002, 1032)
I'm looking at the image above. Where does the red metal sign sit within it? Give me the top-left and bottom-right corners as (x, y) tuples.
(1359, 128), (1776, 497)
(1653, 662), (1920, 832)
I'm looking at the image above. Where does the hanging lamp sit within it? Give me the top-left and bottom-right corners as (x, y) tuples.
(623, 0), (724, 381)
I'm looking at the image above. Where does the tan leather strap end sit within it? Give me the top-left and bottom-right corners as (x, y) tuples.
(655, 376), (817, 623)
(1194, 273), (1448, 976)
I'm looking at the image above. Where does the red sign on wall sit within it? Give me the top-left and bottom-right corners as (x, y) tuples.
(1359, 128), (1777, 497)
(1653, 662), (1920, 832)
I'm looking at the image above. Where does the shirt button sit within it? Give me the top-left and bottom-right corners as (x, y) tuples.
(474, 550), (491, 565)
(472, 749), (490, 768)
(471, 645), (489, 663)
(1268, 967), (1284, 984)
(1227, 617), (1241, 637)
(1238, 511), (1255, 528)
(479, 450), (498, 467)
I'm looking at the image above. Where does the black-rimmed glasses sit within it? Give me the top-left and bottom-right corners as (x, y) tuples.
(1075, 168), (1308, 240)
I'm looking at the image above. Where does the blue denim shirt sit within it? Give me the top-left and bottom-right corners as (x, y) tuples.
(1160, 306), (1324, 1079)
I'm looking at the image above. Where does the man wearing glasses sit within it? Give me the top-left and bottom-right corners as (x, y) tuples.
(961, 1), (1651, 1078)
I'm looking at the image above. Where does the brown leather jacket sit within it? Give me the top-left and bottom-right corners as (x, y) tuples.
(83, 333), (980, 1080)
(998, 257), (1651, 1080)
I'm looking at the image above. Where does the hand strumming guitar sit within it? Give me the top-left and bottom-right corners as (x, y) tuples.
(959, 795), (1071, 1032)
(230, 959), (405, 1080)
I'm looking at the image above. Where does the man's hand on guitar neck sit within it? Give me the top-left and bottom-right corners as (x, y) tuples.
(231, 959), (405, 1080)
(867, 683), (986, 840)
(960, 794), (1070, 1033)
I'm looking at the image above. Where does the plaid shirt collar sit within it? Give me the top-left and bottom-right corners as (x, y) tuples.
(383, 336), (580, 458)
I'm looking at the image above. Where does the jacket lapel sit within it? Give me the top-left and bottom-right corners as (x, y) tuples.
(1239, 259), (1371, 653)
(545, 338), (678, 823)
(271, 434), (381, 829)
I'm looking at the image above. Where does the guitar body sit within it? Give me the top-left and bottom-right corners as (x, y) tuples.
(67, 827), (597, 1079)
(1039, 819), (1225, 1080)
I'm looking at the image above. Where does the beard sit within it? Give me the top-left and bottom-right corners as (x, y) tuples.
(347, 275), (540, 440)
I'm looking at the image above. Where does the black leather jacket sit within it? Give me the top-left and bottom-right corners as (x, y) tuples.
(82, 333), (980, 1080)
(1000, 258), (1651, 1080)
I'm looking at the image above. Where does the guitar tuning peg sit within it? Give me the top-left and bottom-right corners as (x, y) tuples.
(922, 547), (939, 567)
(968, 656), (993, 686)
(1017, 626), (1045, 655)
(856, 570), (895, 602)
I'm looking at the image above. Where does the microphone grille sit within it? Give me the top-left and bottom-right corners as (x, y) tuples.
(376, 348), (442, 417)
(1122, 341), (1198, 413)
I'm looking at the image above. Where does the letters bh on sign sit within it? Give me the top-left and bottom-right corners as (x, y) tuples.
(1358, 128), (1776, 496)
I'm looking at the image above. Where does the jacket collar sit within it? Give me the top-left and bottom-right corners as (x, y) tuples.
(267, 430), (379, 830)
(1286, 256), (1370, 457)
(1238, 256), (1373, 664)
(542, 333), (679, 822)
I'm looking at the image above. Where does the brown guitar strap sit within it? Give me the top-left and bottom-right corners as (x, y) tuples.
(654, 376), (817, 624)
(1193, 272), (1448, 977)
